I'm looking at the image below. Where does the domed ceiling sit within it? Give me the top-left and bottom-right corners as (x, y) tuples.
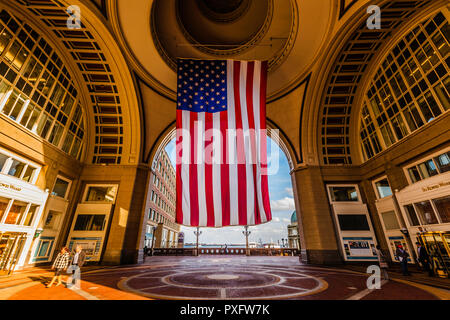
(112, 0), (333, 100)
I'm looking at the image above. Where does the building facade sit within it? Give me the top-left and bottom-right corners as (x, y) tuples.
(0, 0), (448, 274)
(287, 211), (300, 249)
(144, 149), (179, 249)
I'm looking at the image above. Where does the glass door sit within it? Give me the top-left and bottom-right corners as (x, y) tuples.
(420, 233), (450, 278)
(432, 233), (450, 278)
(0, 232), (26, 275)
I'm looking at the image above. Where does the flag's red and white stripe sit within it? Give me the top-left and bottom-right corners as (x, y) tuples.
(176, 60), (271, 227)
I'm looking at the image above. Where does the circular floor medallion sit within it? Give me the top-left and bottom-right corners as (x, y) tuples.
(206, 274), (240, 280)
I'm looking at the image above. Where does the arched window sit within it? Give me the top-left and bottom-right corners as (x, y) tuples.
(359, 11), (449, 161)
(0, 9), (85, 160)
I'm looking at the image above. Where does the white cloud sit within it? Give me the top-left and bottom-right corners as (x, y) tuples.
(273, 217), (280, 222)
(285, 187), (293, 196)
(282, 218), (290, 223)
(270, 197), (295, 212)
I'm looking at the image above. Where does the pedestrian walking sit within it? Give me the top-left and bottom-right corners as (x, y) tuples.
(66, 245), (86, 289)
(395, 244), (411, 276)
(46, 247), (70, 288)
(417, 242), (433, 277)
(375, 244), (389, 280)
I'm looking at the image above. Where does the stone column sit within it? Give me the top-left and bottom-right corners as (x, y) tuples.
(154, 223), (164, 248)
(292, 166), (342, 264)
(359, 178), (390, 259)
(79, 165), (150, 265)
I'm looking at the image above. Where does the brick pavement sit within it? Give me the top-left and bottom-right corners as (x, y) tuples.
(0, 256), (447, 300)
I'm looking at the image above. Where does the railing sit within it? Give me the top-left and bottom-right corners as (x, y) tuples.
(151, 248), (197, 256)
(150, 247), (300, 256)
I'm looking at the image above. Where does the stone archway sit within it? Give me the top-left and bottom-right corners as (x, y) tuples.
(139, 121), (305, 255)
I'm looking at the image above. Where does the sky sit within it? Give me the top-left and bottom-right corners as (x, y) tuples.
(165, 137), (295, 245)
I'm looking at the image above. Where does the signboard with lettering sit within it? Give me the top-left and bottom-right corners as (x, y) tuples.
(422, 181), (450, 192)
(0, 182), (21, 192)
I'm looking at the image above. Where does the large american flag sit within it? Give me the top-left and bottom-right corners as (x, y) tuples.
(176, 59), (272, 227)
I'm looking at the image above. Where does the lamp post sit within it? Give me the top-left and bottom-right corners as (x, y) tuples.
(151, 226), (156, 256)
(281, 238), (285, 248)
(194, 227), (202, 256)
(242, 225), (251, 256)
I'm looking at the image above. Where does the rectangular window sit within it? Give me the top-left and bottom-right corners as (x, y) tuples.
(0, 196), (10, 222)
(36, 113), (53, 139)
(0, 28), (12, 55)
(44, 211), (60, 229)
(74, 214), (106, 231)
(4, 200), (27, 225)
(23, 204), (39, 226)
(380, 124), (396, 147)
(7, 159), (26, 178)
(433, 196), (450, 223)
(0, 152), (8, 171)
(381, 210), (400, 230)
(70, 137), (81, 158)
(417, 159), (439, 179)
(48, 122), (63, 146)
(414, 201), (439, 225)
(0, 81), (11, 105)
(2, 89), (19, 116)
(61, 132), (74, 153)
(337, 214), (370, 231)
(37, 240), (51, 257)
(21, 165), (36, 183)
(434, 152), (449, 173)
(25, 103), (42, 130)
(375, 178), (392, 198)
(85, 185), (117, 202)
(404, 204), (420, 226)
(329, 186), (359, 202)
(408, 166), (422, 183)
(51, 177), (70, 198)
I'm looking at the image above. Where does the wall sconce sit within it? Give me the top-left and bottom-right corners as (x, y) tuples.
(34, 227), (44, 239)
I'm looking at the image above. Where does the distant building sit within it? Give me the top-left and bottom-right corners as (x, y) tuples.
(288, 211), (300, 249)
(144, 149), (180, 248)
(263, 243), (280, 248)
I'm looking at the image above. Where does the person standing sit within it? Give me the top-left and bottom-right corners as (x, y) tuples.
(417, 242), (433, 277)
(395, 244), (411, 276)
(46, 247), (70, 288)
(375, 244), (389, 280)
(66, 245), (86, 289)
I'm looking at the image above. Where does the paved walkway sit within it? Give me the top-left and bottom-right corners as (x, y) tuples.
(0, 256), (448, 300)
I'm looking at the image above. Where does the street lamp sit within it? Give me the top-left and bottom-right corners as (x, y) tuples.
(150, 226), (157, 256)
(242, 225), (251, 256)
(194, 227), (202, 256)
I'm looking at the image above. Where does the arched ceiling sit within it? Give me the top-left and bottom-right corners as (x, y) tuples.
(10, 0), (141, 166)
(313, 0), (444, 166)
(7, 0), (445, 170)
(109, 0), (334, 101)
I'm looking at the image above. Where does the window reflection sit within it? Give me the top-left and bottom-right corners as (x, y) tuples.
(0, 9), (84, 159)
(414, 201), (439, 225)
(360, 12), (449, 160)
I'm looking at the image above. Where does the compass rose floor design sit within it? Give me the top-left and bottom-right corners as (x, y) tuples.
(3, 256), (443, 300)
(112, 256), (439, 300)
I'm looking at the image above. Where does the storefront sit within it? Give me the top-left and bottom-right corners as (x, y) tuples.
(373, 148), (450, 273)
(418, 231), (450, 278)
(396, 148), (450, 275)
(66, 184), (118, 262)
(373, 176), (414, 263)
(28, 175), (72, 264)
(0, 147), (48, 274)
(326, 184), (379, 261)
